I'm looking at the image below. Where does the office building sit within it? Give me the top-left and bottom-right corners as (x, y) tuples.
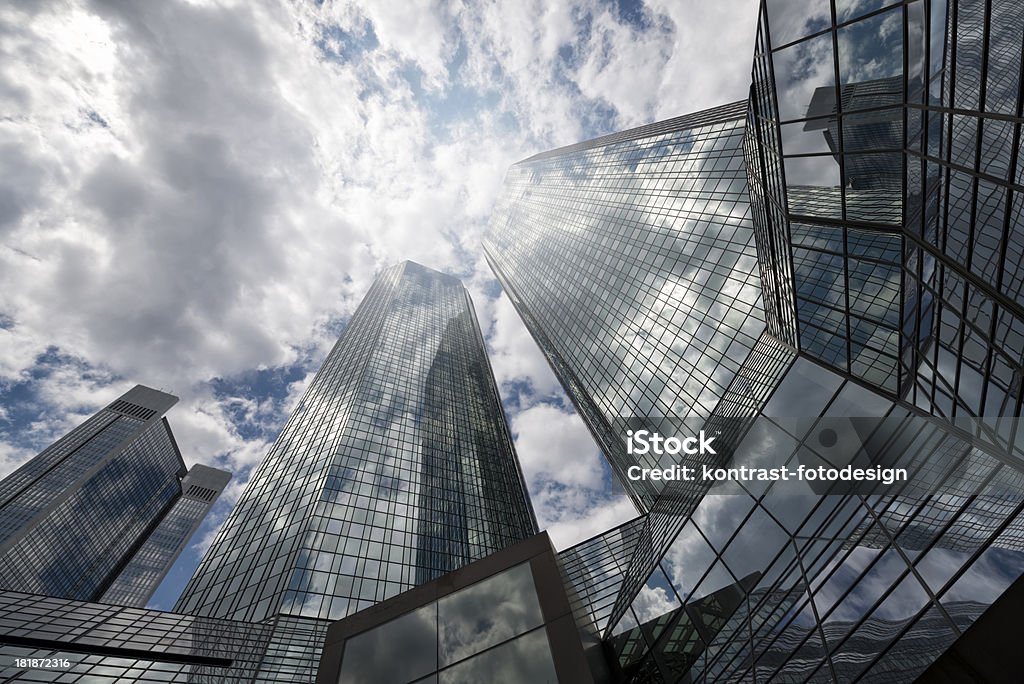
(4, 0), (1024, 680)
(747, 0), (1024, 433)
(0, 385), (226, 605)
(479, 0), (1024, 681)
(174, 261), (538, 681)
(100, 464), (230, 608)
(316, 532), (593, 684)
(484, 101), (766, 513)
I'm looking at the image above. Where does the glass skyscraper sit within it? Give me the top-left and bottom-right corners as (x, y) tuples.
(484, 102), (766, 513)
(100, 464), (230, 608)
(747, 0), (1024, 434)
(483, 0), (1024, 681)
(0, 385), (227, 606)
(174, 260), (537, 681)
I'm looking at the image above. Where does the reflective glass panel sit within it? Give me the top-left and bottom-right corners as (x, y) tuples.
(772, 33), (836, 122)
(339, 603), (438, 684)
(785, 157), (843, 218)
(837, 7), (904, 87)
(438, 627), (557, 684)
(767, 0), (832, 48)
(437, 562), (544, 666)
(781, 119), (834, 155)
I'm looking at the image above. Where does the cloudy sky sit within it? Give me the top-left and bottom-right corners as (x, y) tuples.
(0, 0), (756, 609)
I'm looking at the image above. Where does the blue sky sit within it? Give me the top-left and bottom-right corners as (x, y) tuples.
(0, 0), (757, 610)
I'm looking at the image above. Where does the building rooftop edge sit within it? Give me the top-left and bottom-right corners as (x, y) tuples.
(516, 99), (748, 165)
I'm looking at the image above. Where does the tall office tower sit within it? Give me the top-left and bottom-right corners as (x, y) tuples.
(99, 464), (230, 608)
(0, 385), (226, 605)
(484, 102), (767, 512)
(174, 261), (538, 681)
(483, 0), (1024, 681)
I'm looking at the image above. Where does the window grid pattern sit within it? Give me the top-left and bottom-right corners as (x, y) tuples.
(0, 590), (270, 682)
(101, 466), (228, 609)
(607, 359), (1024, 682)
(486, 0), (1023, 680)
(603, 330), (798, 637)
(102, 497), (208, 608)
(0, 411), (139, 546)
(174, 261), (536, 681)
(747, 0), (1024, 450)
(485, 105), (767, 512)
(556, 516), (647, 635)
(0, 418), (184, 602)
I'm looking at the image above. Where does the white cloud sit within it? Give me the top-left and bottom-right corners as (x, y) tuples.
(649, 0), (760, 117)
(573, 7), (675, 125)
(544, 495), (638, 550)
(487, 294), (564, 405)
(0, 441), (35, 480)
(513, 403), (605, 488)
(511, 402), (637, 547)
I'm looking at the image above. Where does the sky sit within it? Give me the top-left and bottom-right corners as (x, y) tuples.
(0, 0), (757, 610)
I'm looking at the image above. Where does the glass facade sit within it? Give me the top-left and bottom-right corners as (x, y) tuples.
(0, 589), (270, 682)
(557, 516), (647, 637)
(598, 360), (1024, 681)
(0, 386), (223, 605)
(100, 465), (230, 608)
(485, 0), (1024, 680)
(318, 532), (592, 684)
(174, 261), (537, 681)
(0, 0), (1019, 680)
(747, 0), (1024, 437)
(485, 102), (766, 513)
(339, 563), (555, 683)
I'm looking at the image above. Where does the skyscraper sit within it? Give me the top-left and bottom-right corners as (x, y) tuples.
(174, 261), (537, 681)
(483, 0), (1024, 680)
(100, 464), (230, 608)
(484, 101), (766, 512)
(0, 385), (227, 606)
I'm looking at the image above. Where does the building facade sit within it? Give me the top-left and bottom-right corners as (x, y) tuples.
(100, 464), (230, 608)
(316, 532), (594, 684)
(2, 0), (1022, 680)
(746, 0), (1024, 433)
(484, 101), (766, 513)
(0, 589), (270, 683)
(483, 0), (1024, 681)
(0, 385), (226, 606)
(174, 261), (538, 681)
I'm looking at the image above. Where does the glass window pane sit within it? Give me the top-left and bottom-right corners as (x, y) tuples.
(837, 7), (904, 86)
(766, 0), (832, 48)
(662, 521), (718, 601)
(785, 156), (842, 219)
(792, 222), (843, 253)
(772, 33), (836, 122)
(841, 107), (903, 154)
(438, 627), (558, 684)
(835, 0), (901, 24)
(437, 562), (544, 667)
(339, 602), (438, 684)
(781, 119), (834, 155)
